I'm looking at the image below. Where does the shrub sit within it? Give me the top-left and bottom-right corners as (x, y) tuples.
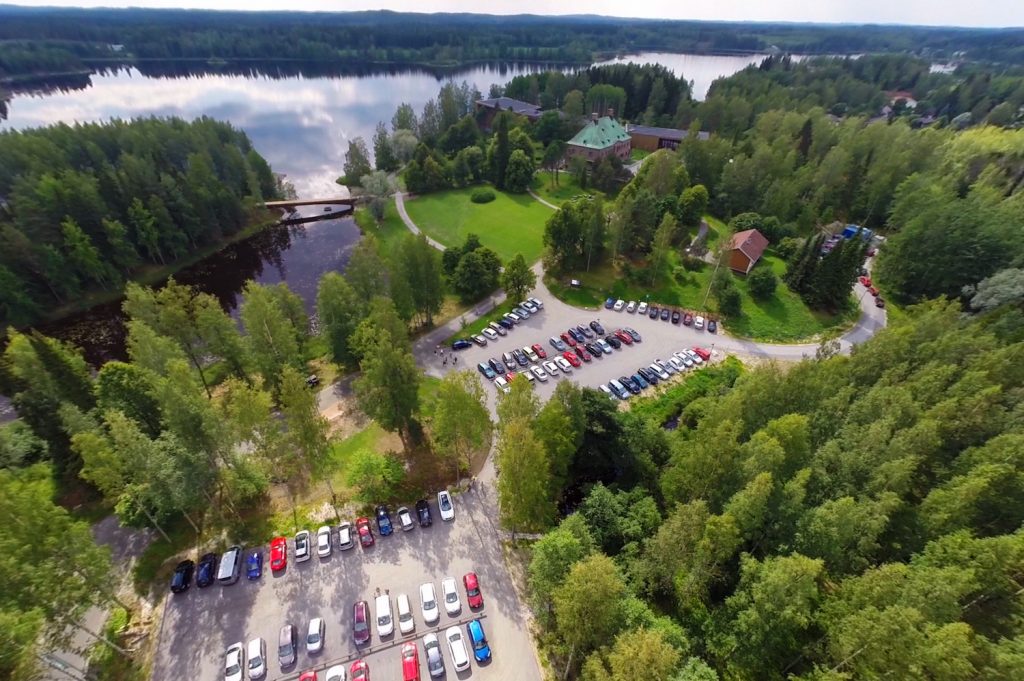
(470, 188), (496, 204)
(681, 255), (706, 272)
(748, 268), (778, 299)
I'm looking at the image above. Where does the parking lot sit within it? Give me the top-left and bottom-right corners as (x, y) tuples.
(151, 483), (540, 681)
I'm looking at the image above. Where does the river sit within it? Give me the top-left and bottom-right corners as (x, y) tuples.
(0, 53), (768, 365)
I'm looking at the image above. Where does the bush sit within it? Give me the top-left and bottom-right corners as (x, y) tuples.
(680, 255), (706, 272)
(777, 236), (802, 261)
(748, 267), (778, 299)
(470, 188), (496, 204)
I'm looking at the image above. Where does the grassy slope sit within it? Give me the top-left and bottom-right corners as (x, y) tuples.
(530, 170), (607, 207)
(403, 186), (551, 263)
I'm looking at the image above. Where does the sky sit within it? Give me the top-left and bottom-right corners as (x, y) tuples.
(6, 1), (1024, 29)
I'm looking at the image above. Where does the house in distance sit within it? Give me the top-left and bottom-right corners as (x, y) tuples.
(727, 228), (770, 275)
(475, 96), (543, 129)
(565, 111), (631, 163)
(627, 124), (710, 152)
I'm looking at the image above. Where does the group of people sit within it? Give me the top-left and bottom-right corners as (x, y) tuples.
(435, 346), (458, 367)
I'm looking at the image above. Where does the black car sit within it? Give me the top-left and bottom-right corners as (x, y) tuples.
(632, 372), (650, 389)
(497, 318), (514, 330)
(638, 366), (659, 385)
(626, 327), (642, 343)
(488, 358), (504, 374)
(620, 376), (642, 395)
(708, 320), (718, 333)
(196, 552), (218, 588)
(170, 559), (194, 594)
(590, 320), (606, 335)
(648, 305), (659, 319)
(671, 310), (681, 324)
(585, 341), (602, 357)
(604, 334), (622, 350)
(567, 327), (585, 343)
(661, 308), (670, 321)
(451, 339), (473, 350)
(604, 297), (615, 309)
(513, 349), (529, 367)
(415, 499), (433, 527)
(577, 325), (594, 340)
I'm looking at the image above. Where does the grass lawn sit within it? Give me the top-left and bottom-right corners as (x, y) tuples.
(403, 186), (552, 263)
(630, 148), (652, 162)
(546, 244), (857, 343)
(531, 171), (607, 208)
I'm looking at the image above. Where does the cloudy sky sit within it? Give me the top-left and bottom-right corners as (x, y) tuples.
(7, 1), (1024, 28)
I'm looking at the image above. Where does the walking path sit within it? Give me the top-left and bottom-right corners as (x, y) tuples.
(394, 191), (445, 251)
(526, 188), (559, 210)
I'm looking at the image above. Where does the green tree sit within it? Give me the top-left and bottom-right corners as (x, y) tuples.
(350, 296), (409, 360)
(95, 361), (161, 437)
(554, 553), (627, 659)
(583, 628), (683, 681)
(346, 449), (406, 503)
(316, 272), (362, 366)
(354, 339), (420, 450)
(528, 514), (596, 621)
(542, 140), (567, 186)
(491, 112), (511, 189)
(504, 149), (535, 193)
(343, 137), (372, 185)
(500, 253), (537, 303)
(239, 281), (304, 394)
(748, 267), (778, 299)
(430, 370), (492, 481)
(451, 248), (501, 302)
(649, 213), (678, 284)
(373, 122), (399, 172)
(677, 184), (709, 227)
(497, 417), (553, 536)
(399, 233), (445, 326)
(61, 217), (114, 287)
(345, 233), (391, 303)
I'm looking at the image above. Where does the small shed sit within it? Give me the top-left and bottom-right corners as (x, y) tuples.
(727, 229), (770, 275)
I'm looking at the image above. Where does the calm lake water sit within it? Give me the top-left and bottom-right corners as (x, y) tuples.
(0, 54), (765, 364)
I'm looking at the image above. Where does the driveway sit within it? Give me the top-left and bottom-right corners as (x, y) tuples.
(150, 481), (539, 681)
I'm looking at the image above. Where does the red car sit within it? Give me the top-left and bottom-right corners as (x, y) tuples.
(350, 659), (370, 680)
(683, 312), (694, 326)
(299, 672), (317, 681)
(353, 600), (370, 645)
(693, 347), (711, 361)
(463, 572), (484, 609)
(858, 275), (872, 287)
(531, 343), (547, 360)
(562, 351), (581, 368)
(614, 329), (634, 345)
(574, 345), (592, 363)
(356, 517), (374, 548)
(869, 286), (879, 297)
(401, 642), (420, 681)
(560, 332), (577, 347)
(270, 536), (287, 571)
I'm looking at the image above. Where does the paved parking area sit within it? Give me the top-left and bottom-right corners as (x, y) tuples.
(151, 484), (538, 681)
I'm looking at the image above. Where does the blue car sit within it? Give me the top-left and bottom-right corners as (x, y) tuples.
(246, 550), (262, 580)
(467, 619), (491, 662)
(451, 339), (472, 350)
(376, 505), (394, 536)
(604, 297), (615, 309)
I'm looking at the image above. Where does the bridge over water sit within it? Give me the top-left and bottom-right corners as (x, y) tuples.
(264, 196), (356, 210)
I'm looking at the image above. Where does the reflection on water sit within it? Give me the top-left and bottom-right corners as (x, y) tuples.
(593, 52), (768, 100)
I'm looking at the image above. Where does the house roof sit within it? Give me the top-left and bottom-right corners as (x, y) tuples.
(728, 229), (770, 263)
(569, 116), (630, 150)
(475, 97), (542, 118)
(626, 124), (710, 142)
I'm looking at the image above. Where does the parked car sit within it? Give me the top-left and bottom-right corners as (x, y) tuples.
(648, 304), (659, 319)
(598, 384), (616, 400)
(298, 673), (317, 681)
(668, 356), (687, 373)
(349, 661), (368, 681)
(626, 300), (637, 313)
(637, 301), (649, 315)
(520, 300), (538, 313)
(471, 334), (487, 347)
(278, 624), (297, 668)
(875, 297), (886, 308)
(682, 348), (703, 365)
(225, 642), (245, 681)
(519, 370), (536, 385)
(562, 351), (581, 368)
(613, 329), (633, 345)
(356, 517), (374, 547)
(477, 362), (496, 379)
(502, 352), (516, 370)
(437, 490), (455, 521)
(638, 366), (659, 385)
(352, 601), (370, 645)
(294, 530), (311, 562)
(482, 327), (498, 341)
(420, 583), (440, 624)
(549, 336), (567, 352)
(543, 359), (560, 376)
(656, 358), (677, 375)
(708, 319), (717, 333)
(649, 362), (671, 380)
(467, 620), (492, 663)
(496, 318), (513, 330)
(694, 315), (705, 330)
(488, 321), (507, 336)
(607, 379), (628, 400)
(376, 593), (394, 637)
(512, 348), (528, 366)
(306, 617), (325, 653)
(415, 499), (432, 527)
(613, 299), (625, 311)
(620, 376), (641, 395)
(683, 312), (693, 326)
(512, 306), (530, 318)
(531, 343), (548, 359)
(590, 320), (606, 335)
(401, 641), (419, 681)
(338, 521), (355, 550)
(693, 347), (712, 361)
(585, 341), (602, 357)
(397, 593), (415, 635)
(522, 345), (539, 362)
(246, 550), (263, 580)
(567, 327), (585, 343)
(493, 375), (510, 393)
(170, 559), (194, 593)
(577, 324), (594, 339)
(376, 505), (393, 536)
(661, 308), (670, 321)
(451, 339), (472, 350)
(529, 297), (544, 310)
(247, 637), (267, 680)
(441, 577), (462, 615)
(316, 526), (332, 557)
(555, 356), (573, 373)
(270, 536), (287, 571)
(486, 357), (502, 374)
(625, 327), (642, 342)
(632, 372), (650, 390)
(869, 286), (879, 297)
(560, 332), (577, 347)
(504, 311), (522, 324)
(604, 297), (615, 309)
(463, 572), (483, 609)
(574, 345), (592, 362)
(196, 552), (217, 588)
(858, 275), (872, 286)
(445, 626), (471, 672)
(325, 666), (346, 681)
(604, 334), (621, 349)
(671, 310), (681, 324)
(673, 351), (695, 368)
(423, 633), (445, 677)
(396, 506), (415, 532)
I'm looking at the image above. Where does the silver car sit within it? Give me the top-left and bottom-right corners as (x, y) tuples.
(423, 633), (445, 678)
(337, 522), (354, 550)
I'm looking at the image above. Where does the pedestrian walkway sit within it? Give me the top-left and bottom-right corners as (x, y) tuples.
(526, 188), (559, 211)
(393, 192), (445, 251)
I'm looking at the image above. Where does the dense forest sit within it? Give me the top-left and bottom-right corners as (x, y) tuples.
(495, 300), (1024, 680)
(0, 117), (281, 328)
(2, 6), (1024, 82)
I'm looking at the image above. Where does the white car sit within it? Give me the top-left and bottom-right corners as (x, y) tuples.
(225, 642), (244, 681)
(306, 617), (325, 653)
(613, 299), (625, 311)
(668, 356), (687, 372)
(673, 351), (695, 368)
(423, 633), (445, 678)
(683, 348), (704, 365)
(441, 577), (461, 616)
(294, 530), (311, 562)
(529, 365), (549, 383)
(488, 321), (507, 337)
(247, 638), (266, 680)
(626, 300), (637, 313)
(338, 521), (354, 550)
(472, 334), (487, 346)
(598, 384), (616, 400)
(437, 490), (455, 521)
(396, 506), (415, 531)
(445, 626), (471, 672)
(397, 593), (415, 634)
(504, 311), (521, 323)
(519, 370), (536, 384)
(325, 665), (347, 681)
(656, 358), (677, 375)
(694, 315), (705, 330)
(420, 582), (440, 624)
(482, 327), (498, 341)
(520, 300), (538, 313)
(375, 593), (394, 637)
(555, 356), (572, 373)
(649, 363), (671, 380)
(542, 360), (560, 376)
(493, 376), (510, 393)
(316, 526), (332, 557)
(637, 301), (648, 314)
(596, 338), (614, 354)
(528, 296), (544, 310)
(522, 346), (539, 362)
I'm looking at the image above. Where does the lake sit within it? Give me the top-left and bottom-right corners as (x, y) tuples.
(0, 53), (767, 365)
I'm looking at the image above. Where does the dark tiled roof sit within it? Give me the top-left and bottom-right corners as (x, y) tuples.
(626, 124), (710, 141)
(475, 97), (542, 117)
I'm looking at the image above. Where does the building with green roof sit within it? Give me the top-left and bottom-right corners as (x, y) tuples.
(566, 114), (632, 164)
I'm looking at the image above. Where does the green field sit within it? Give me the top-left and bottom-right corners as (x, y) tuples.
(403, 186), (552, 263)
(546, 246), (856, 343)
(531, 171), (607, 208)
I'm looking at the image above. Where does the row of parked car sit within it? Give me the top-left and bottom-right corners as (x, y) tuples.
(605, 297), (718, 333)
(475, 320), (644, 391)
(600, 347), (712, 400)
(170, 492), (456, 594)
(226, 574), (489, 681)
(451, 297), (544, 350)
